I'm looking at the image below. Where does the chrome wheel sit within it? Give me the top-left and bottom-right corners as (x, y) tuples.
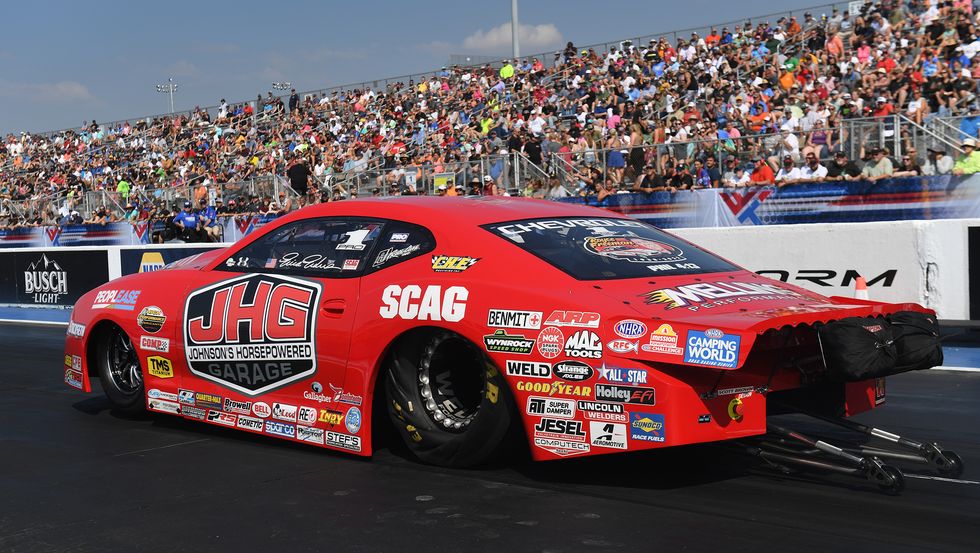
(105, 328), (142, 394)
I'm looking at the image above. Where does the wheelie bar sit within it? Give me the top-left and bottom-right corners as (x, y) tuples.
(792, 408), (964, 478)
(751, 424), (906, 494)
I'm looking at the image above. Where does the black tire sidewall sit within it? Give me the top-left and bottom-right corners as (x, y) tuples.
(96, 327), (145, 412)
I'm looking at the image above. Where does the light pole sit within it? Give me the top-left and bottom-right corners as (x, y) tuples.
(511, 0), (520, 59)
(155, 78), (178, 115)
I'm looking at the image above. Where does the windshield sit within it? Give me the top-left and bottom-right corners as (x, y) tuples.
(484, 217), (739, 280)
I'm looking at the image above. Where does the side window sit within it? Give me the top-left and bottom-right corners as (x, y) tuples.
(367, 222), (436, 273)
(217, 217), (384, 278)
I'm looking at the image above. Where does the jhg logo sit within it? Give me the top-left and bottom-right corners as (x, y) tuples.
(183, 274), (321, 396)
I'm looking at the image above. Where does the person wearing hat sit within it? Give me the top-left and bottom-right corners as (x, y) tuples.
(172, 201), (202, 242)
(482, 174), (498, 196)
(750, 156), (775, 185)
(825, 151), (862, 181)
(199, 197), (220, 241)
(922, 147), (954, 176)
(775, 155), (802, 186)
(436, 184), (448, 196)
(953, 138), (980, 175)
(861, 148), (894, 180)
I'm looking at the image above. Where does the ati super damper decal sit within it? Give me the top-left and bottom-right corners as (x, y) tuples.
(184, 274), (322, 396)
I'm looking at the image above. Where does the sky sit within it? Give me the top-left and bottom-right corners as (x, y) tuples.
(1, 0), (836, 134)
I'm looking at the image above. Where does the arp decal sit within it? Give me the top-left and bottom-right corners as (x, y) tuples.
(642, 281), (802, 310)
(183, 274), (321, 396)
(584, 236), (686, 264)
(544, 310), (600, 328)
(684, 329), (741, 369)
(431, 255), (480, 273)
(630, 413), (666, 442)
(379, 285), (468, 322)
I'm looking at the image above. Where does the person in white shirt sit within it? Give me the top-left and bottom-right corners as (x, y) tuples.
(775, 156), (802, 186)
(799, 152), (828, 181)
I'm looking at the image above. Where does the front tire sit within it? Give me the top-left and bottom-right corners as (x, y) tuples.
(384, 330), (513, 467)
(95, 325), (145, 412)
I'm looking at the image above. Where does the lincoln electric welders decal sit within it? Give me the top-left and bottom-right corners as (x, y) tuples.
(184, 274), (321, 396)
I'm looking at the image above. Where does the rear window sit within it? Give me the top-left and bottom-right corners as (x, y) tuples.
(484, 217), (738, 280)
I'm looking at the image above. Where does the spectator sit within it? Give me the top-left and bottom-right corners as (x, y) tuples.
(861, 148), (895, 180)
(482, 175), (498, 196)
(826, 152), (863, 181)
(199, 198), (220, 241)
(922, 147), (955, 175)
(799, 152), (829, 181)
(750, 157), (775, 185)
(286, 156), (312, 196)
(775, 156), (802, 186)
(634, 165), (673, 193)
(671, 163), (694, 189)
(893, 153), (923, 177)
(953, 138), (980, 175)
(173, 201), (201, 242)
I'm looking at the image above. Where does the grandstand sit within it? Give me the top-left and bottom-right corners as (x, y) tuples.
(2, 0), (980, 236)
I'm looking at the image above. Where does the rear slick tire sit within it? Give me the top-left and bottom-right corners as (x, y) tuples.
(384, 329), (513, 468)
(95, 325), (145, 413)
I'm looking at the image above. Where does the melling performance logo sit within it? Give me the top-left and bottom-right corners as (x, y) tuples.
(183, 274), (321, 396)
(23, 254), (68, 304)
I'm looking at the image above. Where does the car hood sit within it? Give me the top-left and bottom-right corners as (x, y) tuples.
(591, 271), (927, 370)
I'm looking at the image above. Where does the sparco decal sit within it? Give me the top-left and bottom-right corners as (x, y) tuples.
(183, 274), (321, 396)
(563, 330), (602, 359)
(544, 310), (600, 328)
(23, 254), (67, 304)
(552, 360), (594, 382)
(378, 285), (468, 322)
(595, 384), (656, 405)
(137, 306), (167, 333)
(483, 330), (534, 354)
(526, 396), (576, 419)
(642, 281), (802, 310)
(486, 309), (543, 330)
(505, 360), (551, 379)
(536, 327), (564, 359)
(265, 420), (296, 438)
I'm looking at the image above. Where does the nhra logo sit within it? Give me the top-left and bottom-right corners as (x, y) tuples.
(23, 254), (68, 304)
(183, 274), (321, 396)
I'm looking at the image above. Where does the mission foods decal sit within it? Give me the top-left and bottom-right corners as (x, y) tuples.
(183, 274), (322, 396)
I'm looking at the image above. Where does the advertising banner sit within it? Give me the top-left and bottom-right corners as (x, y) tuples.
(0, 250), (110, 308)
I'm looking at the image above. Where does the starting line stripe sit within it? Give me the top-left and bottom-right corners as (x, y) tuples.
(932, 366), (980, 373)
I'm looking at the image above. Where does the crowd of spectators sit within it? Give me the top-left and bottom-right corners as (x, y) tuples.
(3, 0), (980, 233)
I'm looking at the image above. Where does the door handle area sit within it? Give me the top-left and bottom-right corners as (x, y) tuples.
(321, 299), (347, 316)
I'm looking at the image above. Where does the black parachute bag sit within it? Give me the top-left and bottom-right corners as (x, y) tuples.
(818, 317), (898, 382)
(888, 311), (943, 373)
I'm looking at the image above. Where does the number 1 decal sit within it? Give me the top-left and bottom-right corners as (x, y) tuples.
(337, 229), (370, 251)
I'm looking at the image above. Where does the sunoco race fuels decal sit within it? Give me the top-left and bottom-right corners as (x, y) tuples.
(183, 274), (321, 396)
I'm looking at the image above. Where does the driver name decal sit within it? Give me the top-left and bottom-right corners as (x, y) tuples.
(184, 274), (322, 396)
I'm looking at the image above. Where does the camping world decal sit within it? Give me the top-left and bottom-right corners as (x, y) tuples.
(183, 274), (322, 396)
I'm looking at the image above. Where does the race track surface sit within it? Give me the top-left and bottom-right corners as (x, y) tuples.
(1, 324), (978, 552)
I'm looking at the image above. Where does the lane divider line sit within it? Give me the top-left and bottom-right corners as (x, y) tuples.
(0, 318), (69, 327)
(904, 474), (980, 485)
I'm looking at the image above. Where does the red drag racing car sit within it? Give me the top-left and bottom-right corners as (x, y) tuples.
(63, 196), (949, 478)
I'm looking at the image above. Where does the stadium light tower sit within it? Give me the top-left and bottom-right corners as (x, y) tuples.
(511, 0), (520, 59)
(272, 81), (292, 92)
(155, 78), (178, 115)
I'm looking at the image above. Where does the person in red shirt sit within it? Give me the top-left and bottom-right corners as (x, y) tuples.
(750, 157), (775, 185)
(872, 96), (895, 117)
(705, 28), (721, 46)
